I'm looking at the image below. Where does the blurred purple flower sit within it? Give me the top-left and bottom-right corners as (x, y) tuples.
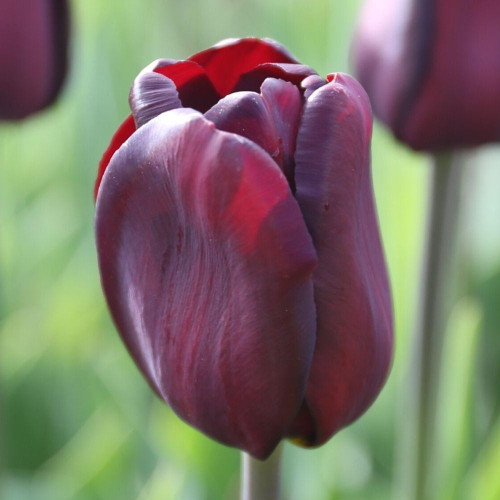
(352, 0), (500, 150)
(0, 0), (69, 120)
(95, 38), (393, 459)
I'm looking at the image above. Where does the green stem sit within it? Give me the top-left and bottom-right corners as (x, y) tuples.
(410, 151), (463, 500)
(240, 444), (283, 500)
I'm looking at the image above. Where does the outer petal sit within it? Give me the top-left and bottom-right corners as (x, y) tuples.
(95, 108), (317, 458)
(233, 63), (317, 93)
(290, 74), (393, 446)
(0, 0), (69, 120)
(204, 78), (302, 185)
(189, 37), (298, 96)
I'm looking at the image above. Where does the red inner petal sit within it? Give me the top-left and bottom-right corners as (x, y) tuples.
(152, 60), (220, 112)
(189, 38), (298, 96)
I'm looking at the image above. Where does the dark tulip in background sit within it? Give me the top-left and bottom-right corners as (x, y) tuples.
(0, 0), (69, 120)
(351, 0), (500, 150)
(95, 38), (393, 459)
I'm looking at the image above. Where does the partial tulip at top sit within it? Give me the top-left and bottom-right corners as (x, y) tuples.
(351, 0), (500, 151)
(94, 38), (393, 459)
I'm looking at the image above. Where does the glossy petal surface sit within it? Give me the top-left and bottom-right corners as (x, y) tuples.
(190, 38), (297, 96)
(0, 0), (69, 120)
(290, 74), (393, 445)
(95, 108), (318, 458)
(205, 78), (302, 185)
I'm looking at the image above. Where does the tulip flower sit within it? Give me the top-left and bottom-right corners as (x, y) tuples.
(351, 0), (500, 150)
(95, 38), (393, 460)
(0, 0), (69, 120)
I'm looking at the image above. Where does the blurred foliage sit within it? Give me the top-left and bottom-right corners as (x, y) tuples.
(0, 0), (499, 499)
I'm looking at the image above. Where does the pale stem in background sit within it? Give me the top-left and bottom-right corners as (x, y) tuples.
(240, 444), (283, 500)
(408, 151), (464, 500)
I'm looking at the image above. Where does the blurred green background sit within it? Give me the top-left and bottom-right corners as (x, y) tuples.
(1, 0), (499, 499)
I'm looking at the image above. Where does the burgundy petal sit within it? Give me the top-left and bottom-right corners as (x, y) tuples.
(189, 38), (298, 96)
(94, 114), (136, 200)
(146, 59), (220, 112)
(204, 78), (302, 185)
(234, 63), (317, 93)
(0, 0), (69, 120)
(95, 108), (317, 458)
(129, 71), (182, 128)
(290, 73), (393, 445)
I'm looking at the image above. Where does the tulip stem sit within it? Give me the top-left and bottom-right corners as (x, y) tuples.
(410, 151), (463, 500)
(240, 444), (283, 500)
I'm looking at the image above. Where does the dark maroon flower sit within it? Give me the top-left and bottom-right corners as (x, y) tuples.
(95, 38), (393, 459)
(351, 0), (500, 150)
(0, 0), (69, 120)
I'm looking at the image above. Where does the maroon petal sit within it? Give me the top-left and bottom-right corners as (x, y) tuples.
(290, 73), (393, 446)
(129, 71), (182, 128)
(0, 0), (69, 120)
(146, 59), (220, 112)
(234, 63), (317, 93)
(189, 38), (298, 96)
(204, 78), (302, 185)
(95, 114), (136, 200)
(95, 108), (317, 458)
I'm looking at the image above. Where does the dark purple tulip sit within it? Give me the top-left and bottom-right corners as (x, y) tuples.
(95, 38), (393, 459)
(352, 0), (500, 150)
(0, 0), (69, 120)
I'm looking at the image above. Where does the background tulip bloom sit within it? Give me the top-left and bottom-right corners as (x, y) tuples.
(95, 38), (393, 459)
(351, 0), (500, 150)
(0, 0), (69, 120)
